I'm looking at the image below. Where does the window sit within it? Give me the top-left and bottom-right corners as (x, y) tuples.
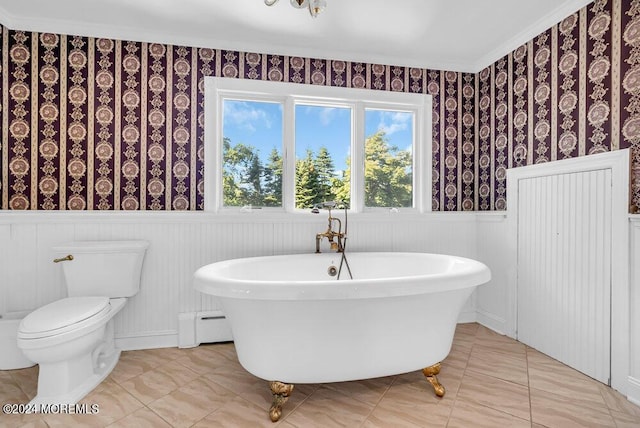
(364, 109), (414, 208)
(205, 77), (431, 213)
(295, 104), (351, 209)
(221, 100), (282, 207)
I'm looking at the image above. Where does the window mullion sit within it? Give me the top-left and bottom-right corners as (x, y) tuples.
(351, 102), (365, 213)
(283, 96), (296, 212)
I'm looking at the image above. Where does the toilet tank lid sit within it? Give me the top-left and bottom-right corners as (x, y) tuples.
(52, 240), (149, 253)
(19, 296), (110, 334)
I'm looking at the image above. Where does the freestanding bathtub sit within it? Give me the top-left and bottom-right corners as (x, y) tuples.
(194, 252), (490, 421)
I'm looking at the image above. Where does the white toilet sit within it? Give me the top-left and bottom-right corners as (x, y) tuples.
(17, 240), (149, 405)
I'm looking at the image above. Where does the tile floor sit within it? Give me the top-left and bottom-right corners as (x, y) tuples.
(1, 323), (639, 427)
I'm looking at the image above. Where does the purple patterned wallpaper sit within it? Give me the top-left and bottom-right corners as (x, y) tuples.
(0, 27), (474, 211)
(480, 0), (640, 212)
(0, 0), (639, 211)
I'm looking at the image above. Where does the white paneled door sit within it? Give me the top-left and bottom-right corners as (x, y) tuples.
(517, 168), (611, 384)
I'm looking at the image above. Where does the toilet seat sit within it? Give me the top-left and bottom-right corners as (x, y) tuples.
(18, 297), (111, 340)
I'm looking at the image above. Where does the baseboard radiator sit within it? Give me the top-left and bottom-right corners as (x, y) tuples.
(178, 310), (233, 348)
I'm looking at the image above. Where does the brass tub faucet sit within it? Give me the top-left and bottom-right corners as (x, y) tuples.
(312, 201), (345, 253)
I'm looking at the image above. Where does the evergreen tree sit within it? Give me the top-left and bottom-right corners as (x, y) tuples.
(263, 147), (282, 207)
(222, 131), (412, 209)
(295, 149), (320, 208)
(314, 146), (336, 204)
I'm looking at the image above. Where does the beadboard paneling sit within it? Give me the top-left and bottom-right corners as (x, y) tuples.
(0, 212), (478, 342)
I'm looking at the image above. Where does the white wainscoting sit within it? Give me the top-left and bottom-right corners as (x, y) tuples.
(475, 213), (509, 335)
(505, 149), (632, 400)
(0, 211), (479, 350)
(517, 169), (613, 385)
(2, 209), (637, 405)
(630, 217), (640, 406)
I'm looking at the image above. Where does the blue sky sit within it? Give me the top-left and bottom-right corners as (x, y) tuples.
(222, 100), (413, 173)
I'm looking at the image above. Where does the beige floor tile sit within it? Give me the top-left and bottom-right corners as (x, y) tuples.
(75, 378), (144, 426)
(393, 368), (461, 404)
(205, 342), (239, 362)
(363, 379), (452, 427)
(530, 387), (616, 428)
(526, 348), (607, 407)
(0, 373), (30, 403)
(148, 376), (236, 428)
(610, 409), (640, 428)
(119, 359), (200, 405)
(105, 407), (172, 428)
(175, 344), (235, 375)
(436, 365), (465, 398)
(467, 344), (529, 386)
(1, 419), (49, 428)
(598, 382), (640, 417)
(457, 370), (530, 420)
(451, 334), (475, 352)
(284, 385), (374, 428)
(9, 366), (39, 400)
(41, 413), (108, 428)
(193, 395), (282, 427)
(0, 371), (45, 428)
(203, 363), (272, 408)
(474, 326), (527, 355)
(0, 407), (46, 428)
(323, 376), (393, 406)
(109, 349), (170, 385)
(455, 322), (480, 336)
(3, 323), (638, 428)
(443, 343), (472, 369)
(447, 400), (530, 428)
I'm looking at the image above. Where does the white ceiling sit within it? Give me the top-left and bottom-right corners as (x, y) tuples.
(0, 0), (593, 72)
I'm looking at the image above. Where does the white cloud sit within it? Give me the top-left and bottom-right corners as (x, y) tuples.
(318, 107), (337, 126)
(224, 101), (273, 133)
(302, 106), (348, 126)
(377, 111), (412, 136)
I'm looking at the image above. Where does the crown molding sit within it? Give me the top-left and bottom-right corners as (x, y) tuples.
(0, 0), (593, 74)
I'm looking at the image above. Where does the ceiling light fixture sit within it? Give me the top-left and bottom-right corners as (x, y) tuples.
(264, 0), (327, 18)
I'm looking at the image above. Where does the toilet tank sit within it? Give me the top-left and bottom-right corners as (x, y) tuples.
(52, 240), (149, 298)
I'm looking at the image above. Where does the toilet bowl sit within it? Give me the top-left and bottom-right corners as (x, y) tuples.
(17, 240), (148, 405)
(0, 311), (35, 370)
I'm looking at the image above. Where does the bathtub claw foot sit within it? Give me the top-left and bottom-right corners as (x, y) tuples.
(269, 381), (294, 422)
(422, 363), (445, 397)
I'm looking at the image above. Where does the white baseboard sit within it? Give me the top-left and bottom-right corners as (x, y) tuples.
(115, 330), (178, 351)
(628, 376), (640, 407)
(475, 309), (507, 336)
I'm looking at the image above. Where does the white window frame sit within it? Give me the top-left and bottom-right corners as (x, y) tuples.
(204, 76), (432, 213)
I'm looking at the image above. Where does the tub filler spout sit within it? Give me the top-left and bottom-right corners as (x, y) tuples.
(312, 201), (347, 254)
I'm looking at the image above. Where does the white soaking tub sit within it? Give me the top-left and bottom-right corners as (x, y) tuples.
(194, 252), (491, 421)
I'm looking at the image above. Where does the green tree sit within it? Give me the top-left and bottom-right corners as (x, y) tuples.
(313, 146), (336, 204)
(333, 155), (351, 205)
(364, 131), (412, 207)
(263, 147), (282, 207)
(222, 137), (264, 206)
(295, 149), (320, 208)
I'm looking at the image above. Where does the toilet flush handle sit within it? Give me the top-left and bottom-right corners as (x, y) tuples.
(53, 254), (74, 263)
